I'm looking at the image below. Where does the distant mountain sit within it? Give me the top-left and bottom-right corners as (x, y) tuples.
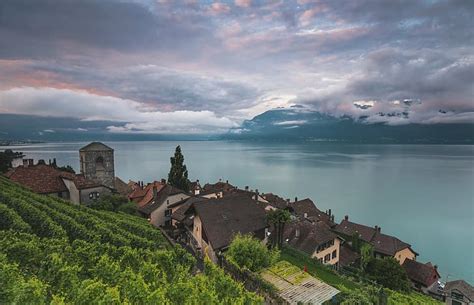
(0, 114), (216, 142)
(223, 107), (474, 144)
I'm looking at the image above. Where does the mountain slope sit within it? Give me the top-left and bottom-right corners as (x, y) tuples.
(225, 107), (474, 144)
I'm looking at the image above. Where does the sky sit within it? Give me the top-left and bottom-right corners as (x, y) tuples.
(0, 0), (473, 134)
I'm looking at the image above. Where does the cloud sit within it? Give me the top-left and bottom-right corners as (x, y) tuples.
(274, 120), (307, 126)
(0, 87), (237, 134)
(0, 0), (473, 130)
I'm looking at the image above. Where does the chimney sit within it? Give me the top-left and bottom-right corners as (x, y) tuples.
(219, 178), (222, 182)
(226, 180), (228, 184)
(295, 228), (300, 238)
(375, 225), (379, 232)
(303, 212), (308, 219)
(254, 189), (259, 200)
(286, 198), (290, 205)
(245, 186), (249, 191)
(377, 226), (381, 233)
(328, 209), (332, 216)
(37, 159), (45, 165)
(331, 215), (335, 222)
(344, 215), (349, 221)
(434, 265), (438, 271)
(161, 178), (166, 184)
(295, 197), (298, 202)
(53, 158), (57, 166)
(48, 159), (51, 165)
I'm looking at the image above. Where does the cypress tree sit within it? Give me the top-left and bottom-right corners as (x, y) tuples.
(167, 146), (189, 192)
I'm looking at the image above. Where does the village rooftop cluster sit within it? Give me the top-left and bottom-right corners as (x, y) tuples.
(3, 142), (473, 305)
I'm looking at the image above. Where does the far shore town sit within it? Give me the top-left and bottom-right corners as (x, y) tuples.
(3, 142), (473, 305)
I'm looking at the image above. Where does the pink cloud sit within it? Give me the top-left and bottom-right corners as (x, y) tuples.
(209, 2), (230, 15)
(235, 0), (251, 8)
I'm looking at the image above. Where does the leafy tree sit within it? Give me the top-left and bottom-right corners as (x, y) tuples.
(56, 165), (75, 174)
(226, 234), (279, 272)
(167, 145), (189, 192)
(360, 243), (373, 270)
(267, 209), (291, 248)
(351, 232), (361, 252)
(365, 257), (411, 292)
(90, 194), (129, 212)
(0, 149), (23, 173)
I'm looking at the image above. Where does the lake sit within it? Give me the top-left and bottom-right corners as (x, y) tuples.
(2, 141), (473, 283)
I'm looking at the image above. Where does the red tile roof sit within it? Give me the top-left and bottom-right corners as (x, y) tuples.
(402, 259), (440, 288)
(5, 164), (102, 194)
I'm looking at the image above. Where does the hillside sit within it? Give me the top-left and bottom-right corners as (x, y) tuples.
(0, 177), (261, 304)
(224, 107), (474, 144)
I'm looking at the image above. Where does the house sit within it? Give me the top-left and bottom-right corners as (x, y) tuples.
(128, 180), (190, 227)
(283, 219), (341, 266)
(200, 180), (236, 198)
(5, 163), (111, 204)
(287, 198), (335, 227)
(172, 194), (268, 263)
(402, 259), (441, 293)
(444, 280), (474, 305)
(262, 192), (289, 210)
(333, 215), (417, 264)
(188, 180), (202, 195)
(224, 186), (269, 204)
(79, 142), (115, 189)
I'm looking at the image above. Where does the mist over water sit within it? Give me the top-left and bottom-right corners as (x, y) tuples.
(3, 141), (473, 283)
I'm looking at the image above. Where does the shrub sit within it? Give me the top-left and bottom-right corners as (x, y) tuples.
(365, 257), (411, 292)
(226, 234), (279, 272)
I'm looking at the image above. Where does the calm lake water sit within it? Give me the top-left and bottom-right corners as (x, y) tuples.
(2, 141), (473, 283)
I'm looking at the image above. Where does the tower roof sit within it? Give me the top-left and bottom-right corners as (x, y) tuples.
(79, 142), (113, 152)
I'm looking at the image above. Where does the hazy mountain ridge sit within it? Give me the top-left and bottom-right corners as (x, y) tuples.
(224, 107), (474, 144)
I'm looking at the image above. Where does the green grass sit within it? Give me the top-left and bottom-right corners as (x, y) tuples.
(280, 247), (361, 291)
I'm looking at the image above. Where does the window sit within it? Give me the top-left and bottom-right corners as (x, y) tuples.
(332, 250), (337, 259)
(165, 220), (172, 227)
(95, 156), (105, 171)
(89, 192), (100, 200)
(57, 192), (63, 198)
(324, 254), (331, 263)
(165, 209), (172, 217)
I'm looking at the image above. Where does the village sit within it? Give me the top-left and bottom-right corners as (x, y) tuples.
(2, 142), (473, 305)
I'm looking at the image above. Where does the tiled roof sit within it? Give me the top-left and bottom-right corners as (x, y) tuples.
(193, 194), (268, 250)
(445, 280), (474, 301)
(5, 164), (103, 194)
(333, 219), (414, 257)
(333, 219), (377, 242)
(135, 183), (188, 215)
(282, 219), (337, 255)
(371, 232), (413, 256)
(171, 197), (206, 222)
(402, 259), (440, 288)
(262, 193), (288, 209)
(79, 142), (113, 151)
(289, 199), (334, 226)
(200, 181), (235, 195)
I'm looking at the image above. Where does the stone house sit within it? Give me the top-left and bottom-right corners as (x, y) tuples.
(128, 180), (190, 227)
(172, 194), (268, 263)
(79, 142), (115, 189)
(402, 259), (441, 294)
(333, 215), (418, 264)
(282, 219), (341, 266)
(444, 280), (474, 305)
(5, 163), (112, 204)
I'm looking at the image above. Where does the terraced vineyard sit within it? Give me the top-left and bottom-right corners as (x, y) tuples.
(0, 177), (261, 304)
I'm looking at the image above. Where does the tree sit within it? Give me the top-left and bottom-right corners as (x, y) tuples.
(360, 243), (373, 270)
(226, 234), (279, 272)
(267, 209), (291, 249)
(365, 257), (411, 292)
(0, 150), (23, 173)
(167, 146), (189, 192)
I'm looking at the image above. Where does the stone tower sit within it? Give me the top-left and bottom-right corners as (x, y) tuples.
(79, 142), (115, 189)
